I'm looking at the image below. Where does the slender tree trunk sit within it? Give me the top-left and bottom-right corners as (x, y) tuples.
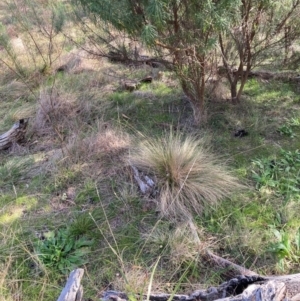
(191, 98), (205, 125)
(237, 78), (247, 100)
(219, 34), (240, 104)
(181, 75), (206, 125)
(230, 82), (238, 104)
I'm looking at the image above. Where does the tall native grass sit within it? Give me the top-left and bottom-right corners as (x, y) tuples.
(130, 132), (245, 221)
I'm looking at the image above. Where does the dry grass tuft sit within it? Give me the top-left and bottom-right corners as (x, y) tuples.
(129, 132), (244, 220)
(0, 80), (32, 102)
(65, 123), (131, 177)
(168, 221), (204, 264)
(113, 264), (151, 294)
(11, 104), (36, 121)
(206, 78), (230, 101)
(88, 125), (131, 156)
(33, 87), (79, 138)
(144, 220), (208, 265)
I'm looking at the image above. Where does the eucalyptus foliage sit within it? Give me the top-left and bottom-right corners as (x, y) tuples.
(219, 0), (300, 101)
(76, 0), (238, 44)
(75, 0), (300, 123)
(75, 0), (240, 123)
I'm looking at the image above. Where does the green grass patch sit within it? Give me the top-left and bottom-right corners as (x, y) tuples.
(251, 149), (300, 202)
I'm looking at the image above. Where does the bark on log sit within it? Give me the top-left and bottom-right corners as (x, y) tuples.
(0, 119), (28, 150)
(57, 262), (300, 301)
(57, 268), (84, 301)
(99, 250), (300, 301)
(101, 274), (300, 301)
(107, 51), (173, 69)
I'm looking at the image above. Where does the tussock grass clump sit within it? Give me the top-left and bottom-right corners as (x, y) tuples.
(130, 133), (244, 220)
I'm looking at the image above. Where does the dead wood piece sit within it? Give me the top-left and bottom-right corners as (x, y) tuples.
(265, 274), (300, 299)
(240, 70), (298, 81)
(57, 268), (84, 301)
(122, 76), (153, 91)
(101, 274), (300, 301)
(98, 274), (300, 301)
(218, 67), (300, 82)
(131, 165), (156, 195)
(214, 281), (286, 301)
(58, 261), (300, 301)
(140, 76), (153, 83)
(205, 250), (258, 277)
(0, 119), (28, 150)
(106, 50), (173, 69)
(203, 250), (300, 299)
(101, 275), (266, 301)
(123, 81), (140, 92)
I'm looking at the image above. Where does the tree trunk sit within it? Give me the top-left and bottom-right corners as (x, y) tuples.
(230, 82), (238, 104)
(191, 99), (206, 125)
(180, 68), (206, 125)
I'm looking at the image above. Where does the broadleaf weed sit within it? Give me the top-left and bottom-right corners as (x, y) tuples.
(34, 228), (93, 274)
(269, 227), (300, 271)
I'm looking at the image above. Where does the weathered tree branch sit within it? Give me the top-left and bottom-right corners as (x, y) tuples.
(57, 268), (84, 301)
(131, 165), (156, 194)
(205, 250), (258, 277)
(0, 119), (28, 150)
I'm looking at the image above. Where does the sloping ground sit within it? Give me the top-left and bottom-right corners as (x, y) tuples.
(0, 2), (300, 301)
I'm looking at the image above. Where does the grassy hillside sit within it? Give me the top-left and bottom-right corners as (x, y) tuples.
(1, 1), (300, 300)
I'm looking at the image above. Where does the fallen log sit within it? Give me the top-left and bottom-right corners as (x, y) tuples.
(57, 260), (300, 301)
(57, 268), (84, 301)
(106, 50), (173, 69)
(98, 249), (300, 301)
(101, 273), (300, 301)
(0, 119), (28, 150)
(120, 76), (154, 92)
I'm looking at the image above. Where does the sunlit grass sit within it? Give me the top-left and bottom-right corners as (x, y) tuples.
(1, 1), (300, 298)
(130, 132), (245, 220)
